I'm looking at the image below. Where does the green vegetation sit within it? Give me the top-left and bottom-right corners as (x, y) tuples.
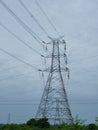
(0, 117), (98, 130)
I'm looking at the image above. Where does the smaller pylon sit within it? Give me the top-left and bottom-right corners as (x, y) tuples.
(7, 113), (11, 124)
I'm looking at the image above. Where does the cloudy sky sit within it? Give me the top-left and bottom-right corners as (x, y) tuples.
(0, 0), (98, 124)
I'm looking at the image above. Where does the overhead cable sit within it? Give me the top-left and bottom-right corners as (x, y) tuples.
(0, 0), (45, 46)
(0, 102), (98, 105)
(0, 48), (41, 71)
(35, 0), (60, 36)
(0, 65), (19, 73)
(0, 22), (44, 57)
(0, 71), (37, 82)
(19, 0), (49, 36)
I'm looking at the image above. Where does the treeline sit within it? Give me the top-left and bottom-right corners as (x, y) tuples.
(0, 117), (98, 130)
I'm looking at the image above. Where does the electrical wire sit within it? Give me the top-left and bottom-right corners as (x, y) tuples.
(0, 22), (44, 57)
(0, 71), (37, 82)
(35, 0), (66, 55)
(0, 48), (41, 71)
(0, 103), (38, 105)
(0, 102), (98, 105)
(0, 65), (19, 73)
(35, 0), (60, 36)
(19, 0), (49, 36)
(0, 0), (45, 47)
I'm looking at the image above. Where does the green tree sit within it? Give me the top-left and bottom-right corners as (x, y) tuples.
(87, 124), (96, 130)
(95, 117), (98, 126)
(26, 118), (50, 128)
(26, 118), (37, 127)
(37, 118), (50, 128)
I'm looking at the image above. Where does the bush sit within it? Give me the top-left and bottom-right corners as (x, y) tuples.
(87, 123), (96, 130)
(37, 118), (50, 128)
(26, 118), (37, 127)
(26, 118), (50, 128)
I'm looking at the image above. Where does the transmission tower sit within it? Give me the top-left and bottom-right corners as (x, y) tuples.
(36, 36), (73, 125)
(7, 113), (11, 124)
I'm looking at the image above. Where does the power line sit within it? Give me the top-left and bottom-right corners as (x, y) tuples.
(69, 54), (98, 65)
(35, 0), (60, 36)
(0, 100), (39, 102)
(0, 103), (38, 105)
(19, 0), (49, 36)
(0, 65), (19, 73)
(0, 48), (41, 71)
(71, 102), (98, 104)
(1, 99), (98, 102)
(0, 71), (37, 82)
(0, 98), (98, 104)
(0, 102), (98, 105)
(0, 22), (44, 57)
(35, 0), (65, 54)
(0, 0), (45, 47)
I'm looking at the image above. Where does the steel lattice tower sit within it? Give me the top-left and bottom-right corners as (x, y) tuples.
(36, 37), (73, 125)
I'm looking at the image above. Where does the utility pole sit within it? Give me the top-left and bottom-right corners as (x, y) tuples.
(36, 37), (73, 125)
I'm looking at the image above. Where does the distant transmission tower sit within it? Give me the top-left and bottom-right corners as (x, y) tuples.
(7, 113), (11, 124)
(36, 36), (73, 125)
